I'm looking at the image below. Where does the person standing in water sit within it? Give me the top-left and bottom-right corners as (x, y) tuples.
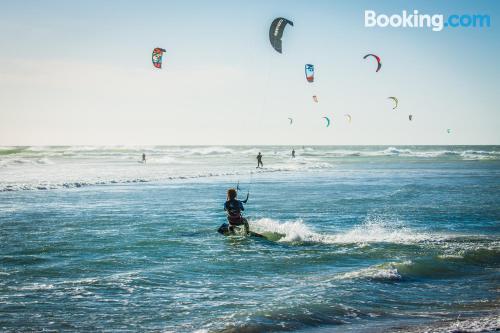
(292, 149), (295, 158)
(256, 152), (263, 168)
(224, 188), (249, 235)
(142, 153), (146, 163)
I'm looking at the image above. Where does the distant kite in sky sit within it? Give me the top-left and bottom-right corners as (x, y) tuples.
(305, 64), (314, 83)
(409, 114), (413, 121)
(323, 116), (330, 127)
(288, 117), (293, 125)
(313, 95), (318, 103)
(447, 129), (451, 134)
(152, 48), (166, 69)
(388, 96), (398, 110)
(345, 114), (352, 123)
(269, 18), (293, 53)
(363, 53), (382, 72)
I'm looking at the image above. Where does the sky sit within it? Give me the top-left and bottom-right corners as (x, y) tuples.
(0, 0), (499, 145)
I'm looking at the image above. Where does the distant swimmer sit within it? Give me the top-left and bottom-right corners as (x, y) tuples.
(292, 149), (295, 158)
(224, 188), (249, 235)
(256, 152), (263, 168)
(142, 153), (146, 163)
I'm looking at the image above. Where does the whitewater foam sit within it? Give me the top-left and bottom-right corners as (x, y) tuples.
(333, 262), (406, 282)
(250, 217), (440, 245)
(1, 146), (498, 193)
(332, 218), (437, 244)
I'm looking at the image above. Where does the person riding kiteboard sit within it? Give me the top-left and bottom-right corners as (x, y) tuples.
(224, 188), (249, 235)
(256, 152), (263, 168)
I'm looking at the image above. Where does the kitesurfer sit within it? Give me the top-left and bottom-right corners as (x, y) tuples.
(256, 152), (263, 168)
(142, 153), (146, 163)
(224, 188), (249, 235)
(292, 149), (295, 158)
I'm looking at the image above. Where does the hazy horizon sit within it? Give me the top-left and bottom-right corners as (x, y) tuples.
(2, 144), (499, 148)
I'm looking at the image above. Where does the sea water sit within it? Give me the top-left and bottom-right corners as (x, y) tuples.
(0, 146), (499, 332)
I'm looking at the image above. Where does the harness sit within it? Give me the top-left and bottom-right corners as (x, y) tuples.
(226, 200), (243, 224)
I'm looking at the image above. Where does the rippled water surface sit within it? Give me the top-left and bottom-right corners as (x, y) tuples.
(1, 146), (499, 332)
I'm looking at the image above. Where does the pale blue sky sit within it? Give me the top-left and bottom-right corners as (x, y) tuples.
(0, 0), (498, 145)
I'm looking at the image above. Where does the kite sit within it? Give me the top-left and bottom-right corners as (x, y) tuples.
(305, 64), (314, 82)
(344, 114), (352, 123)
(409, 115), (413, 121)
(152, 48), (166, 69)
(269, 18), (293, 53)
(288, 117), (293, 125)
(363, 53), (382, 72)
(388, 96), (398, 110)
(323, 116), (330, 127)
(313, 95), (318, 103)
(447, 129), (451, 134)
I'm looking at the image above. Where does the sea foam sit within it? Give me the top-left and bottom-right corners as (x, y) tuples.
(250, 217), (439, 245)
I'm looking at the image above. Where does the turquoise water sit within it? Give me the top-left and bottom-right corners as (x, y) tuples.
(1, 146), (499, 332)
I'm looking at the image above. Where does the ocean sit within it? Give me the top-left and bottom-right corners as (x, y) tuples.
(0, 146), (499, 332)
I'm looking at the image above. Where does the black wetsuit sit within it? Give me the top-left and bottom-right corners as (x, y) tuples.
(257, 154), (263, 168)
(224, 199), (249, 234)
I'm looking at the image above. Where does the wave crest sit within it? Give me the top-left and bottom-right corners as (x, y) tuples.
(249, 217), (436, 245)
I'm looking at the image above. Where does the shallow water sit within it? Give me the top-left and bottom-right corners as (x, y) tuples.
(1, 146), (499, 332)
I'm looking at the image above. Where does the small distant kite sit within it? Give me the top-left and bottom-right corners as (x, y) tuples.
(409, 115), (413, 121)
(152, 47), (166, 69)
(388, 96), (398, 110)
(313, 95), (318, 103)
(323, 116), (330, 127)
(288, 117), (293, 125)
(344, 114), (352, 123)
(363, 53), (382, 72)
(269, 18), (294, 54)
(447, 129), (451, 134)
(305, 64), (314, 83)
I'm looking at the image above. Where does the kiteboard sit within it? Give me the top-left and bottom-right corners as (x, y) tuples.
(217, 223), (288, 241)
(217, 223), (264, 238)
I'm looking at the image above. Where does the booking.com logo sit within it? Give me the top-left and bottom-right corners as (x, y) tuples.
(365, 10), (491, 32)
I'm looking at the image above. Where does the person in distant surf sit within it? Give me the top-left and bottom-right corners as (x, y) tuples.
(142, 153), (146, 163)
(224, 188), (249, 235)
(292, 149), (295, 158)
(256, 152), (263, 168)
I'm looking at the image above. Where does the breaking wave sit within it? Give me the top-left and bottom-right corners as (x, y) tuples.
(1, 146), (498, 192)
(249, 217), (440, 245)
(0, 145), (498, 160)
(0, 164), (324, 192)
